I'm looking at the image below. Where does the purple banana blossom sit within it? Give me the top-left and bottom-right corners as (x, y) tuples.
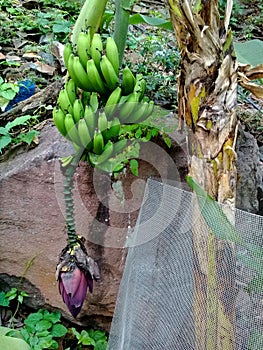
(56, 236), (100, 318)
(58, 265), (90, 318)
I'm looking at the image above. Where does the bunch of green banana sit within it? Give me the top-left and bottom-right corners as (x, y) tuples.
(54, 78), (124, 153)
(63, 29), (122, 95)
(55, 28), (156, 174)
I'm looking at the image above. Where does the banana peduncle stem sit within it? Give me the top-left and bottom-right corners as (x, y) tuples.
(63, 162), (78, 247)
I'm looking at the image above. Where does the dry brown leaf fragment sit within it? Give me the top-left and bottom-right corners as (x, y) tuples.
(238, 72), (263, 99)
(34, 61), (56, 75)
(238, 63), (263, 80)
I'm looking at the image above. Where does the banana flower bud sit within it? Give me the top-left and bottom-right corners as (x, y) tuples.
(56, 236), (100, 318)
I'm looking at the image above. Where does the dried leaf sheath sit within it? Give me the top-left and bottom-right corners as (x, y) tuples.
(167, 1), (238, 349)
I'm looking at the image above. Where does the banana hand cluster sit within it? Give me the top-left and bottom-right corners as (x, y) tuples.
(63, 29), (120, 94)
(54, 30), (155, 172)
(105, 72), (154, 124)
(53, 85), (127, 171)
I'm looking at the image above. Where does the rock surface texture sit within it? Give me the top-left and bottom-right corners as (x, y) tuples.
(0, 123), (187, 330)
(236, 129), (263, 214)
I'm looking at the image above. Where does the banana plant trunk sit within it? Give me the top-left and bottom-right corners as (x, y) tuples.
(167, 1), (238, 349)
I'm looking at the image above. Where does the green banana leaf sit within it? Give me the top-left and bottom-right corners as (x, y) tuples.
(234, 39), (263, 66)
(129, 14), (173, 31)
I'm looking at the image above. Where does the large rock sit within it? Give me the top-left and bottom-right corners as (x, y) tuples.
(236, 129), (263, 214)
(0, 122), (187, 330)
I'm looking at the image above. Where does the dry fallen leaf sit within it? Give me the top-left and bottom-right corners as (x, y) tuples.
(22, 52), (42, 60)
(50, 41), (66, 72)
(5, 55), (21, 62)
(34, 61), (56, 75)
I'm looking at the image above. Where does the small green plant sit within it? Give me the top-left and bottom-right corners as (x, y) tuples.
(20, 309), (68, 350)
(0, 287), (28, 307)
(0, 115), (39, 153)
(71, 327), (108, 350)
(0, 76), (19, 110)
(0, 288), (28, 326)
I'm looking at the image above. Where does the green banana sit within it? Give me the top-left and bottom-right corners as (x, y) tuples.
(89, 91), (99, 112)
(127, 101), (149, 124)
(105, 37), (119, 75)
(118, 94), (129, 104)
(118, 91), (140, 123)
(77, 31), (91, 68)
(90, 33), (103, 70)
(86, 58), (106, 94)
(68, 54), (89, 91)
(64, 113), (82, 146)
(53, 107), (67, 137)
(65, 78), (78, 106)
(121, 66), (136, 95)
(89, 140), (114, 166)
(81, 91), (91, 106)
(63, 42), (73, 70)
(73, 55), (95, 91)
(134, 74), (147, 101)
(84, 105), (96, 137)
(105, 117), (121, 140)
(136, 100), (154, 123)
(78, 118), (92, 149)
(104, 86), (122, 120)
(93, 130), (105, 155)
(144, 100), (154, 120)
(98, 111), (108, 135)
(72, 99), (84, 123)
(58, 89), (73, 115)
(61, 155), (74, 167)
(100, 55), (119, 91)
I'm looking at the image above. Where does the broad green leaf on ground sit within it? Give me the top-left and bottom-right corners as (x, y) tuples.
(94, 339), (108, 350)
(129, 14), (173, 31)
(24, 311), (43, 326)
(0, 135), (12, 152)
(234, 40), (263, 66)
(51, 323), (67, 337)
(52, 21), (72, 34)
(5, 115), (36, 132)
(43, 310), (61, 323)
(186, 176), (242, 243)
(0, 334), (30, 350)
(0, 327), (24, 340)
(0, 293), (9, 307)
(16, 130), (39, 145)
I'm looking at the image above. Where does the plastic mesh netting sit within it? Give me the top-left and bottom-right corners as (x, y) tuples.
(107, 179), (263, 350)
